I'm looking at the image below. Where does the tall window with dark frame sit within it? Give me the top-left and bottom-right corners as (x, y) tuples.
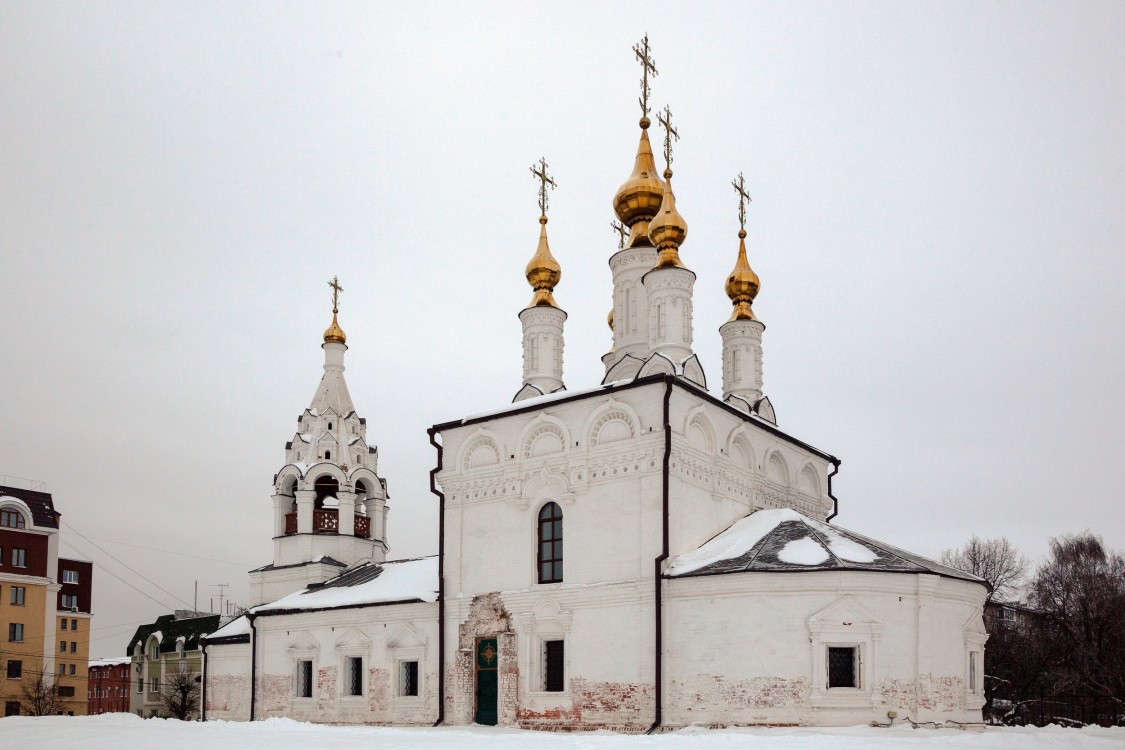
(399, 660), (418, 697)
(827, 646), (858, 688)
(296, 660), (313, 698)
(537, 502), (563, 584)
(542, 640), (564, 692)
(345, 657), (362, 696)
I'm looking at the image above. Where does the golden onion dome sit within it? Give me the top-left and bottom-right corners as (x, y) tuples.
(323, 309), (347, 344)
(725, 229), (761, 321)
(611, 118), (666, 245)
(525, 215), (562, 308)
(649, 169), (688, 269)
(607, 309), (614, 331)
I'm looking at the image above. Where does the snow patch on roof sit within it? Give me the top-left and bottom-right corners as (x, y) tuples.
(668, 508), (803, 576)
(253, 557), (438, 613)
(207, 615), (251, 639)
(778, 537), (830, 566)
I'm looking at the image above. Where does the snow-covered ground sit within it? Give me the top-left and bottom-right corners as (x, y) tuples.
(6, 715), (1123, 750)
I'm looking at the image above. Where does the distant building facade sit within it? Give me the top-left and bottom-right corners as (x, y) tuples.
(128, 612), (218, 718)
(0, 483), (93, 717)
(88, 658), (131, 714)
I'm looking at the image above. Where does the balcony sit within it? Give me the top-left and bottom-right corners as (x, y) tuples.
(284, 510), (370, 538)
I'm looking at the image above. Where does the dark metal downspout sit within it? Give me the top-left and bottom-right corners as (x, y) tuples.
(248, 613), (258, 721)
(647, 374), (674, 734)
(428, 428), (446, 726)
(200, 643), (208, 721)
(825, 458), (842, 522)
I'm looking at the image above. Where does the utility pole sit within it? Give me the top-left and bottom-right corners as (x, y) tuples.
(210, 583), (229, 616)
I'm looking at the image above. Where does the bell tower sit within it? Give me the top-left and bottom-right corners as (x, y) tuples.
(248, 278), (390, 606)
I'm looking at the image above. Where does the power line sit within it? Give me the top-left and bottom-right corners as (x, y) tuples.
(61, 522), (194, 609)
(63, 532), (255, 568)
(59, 538), (181, 611)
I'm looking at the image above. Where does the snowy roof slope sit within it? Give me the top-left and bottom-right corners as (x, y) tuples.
(667, 509), (985, 586)
(253, 556), (438, 613)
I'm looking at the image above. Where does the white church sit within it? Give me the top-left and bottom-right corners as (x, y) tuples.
(201, 45), (988, 730)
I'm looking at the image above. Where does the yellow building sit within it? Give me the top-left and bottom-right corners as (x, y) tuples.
(1, 484), (93, 717)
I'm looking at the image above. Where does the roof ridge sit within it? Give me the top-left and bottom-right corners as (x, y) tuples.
(801, 518), (848, 569)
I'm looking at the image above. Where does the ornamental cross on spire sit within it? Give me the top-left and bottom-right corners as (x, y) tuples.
(657, 105), (679, 170)
(327, 275), (344, 312)
(611, 220), (628, 249)
(633, 33), (658, 117)
(732, 172), (752, 231)
(530, 157), (556, 216)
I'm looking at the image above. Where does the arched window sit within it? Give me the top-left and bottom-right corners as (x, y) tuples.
(537, 502), (563, 584)
(324, 450), (331, 460)
(0, 509), (26, 529)
(313, 476), (339, 507)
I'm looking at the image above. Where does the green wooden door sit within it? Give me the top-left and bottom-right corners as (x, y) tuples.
(475, 638), (498, 726)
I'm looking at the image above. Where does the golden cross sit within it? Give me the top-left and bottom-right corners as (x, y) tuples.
(610, 220), (628, 249)
(657, 105), (679, 170)
(732, 172), (752, 231)
(633, 33), (658, 117)
(327, 276), (344, 311)
(529, 157), (556, 216)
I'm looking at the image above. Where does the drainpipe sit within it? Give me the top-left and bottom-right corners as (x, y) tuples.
(647, 374), (674, 734)
(825, 458), (842, 522)
(428, 427), (446, 726)
(248, 613), (258, 721)
(200, 643), (208, 722)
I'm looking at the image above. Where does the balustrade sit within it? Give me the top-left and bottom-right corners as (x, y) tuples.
(283, 510), (369, 538)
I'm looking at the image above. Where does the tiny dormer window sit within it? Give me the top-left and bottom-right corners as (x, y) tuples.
(0, 509), (26, 529)
(325, 450), (331, 460)
(328, 422), (333, 430)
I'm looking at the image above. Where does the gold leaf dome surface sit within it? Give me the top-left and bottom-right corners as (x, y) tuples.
(649, 170), (688, 268)
(612, 118), (666, 240)
(726, 229), (760, 321)
(525, 216), (562, 308)
(323, 310), (347, 344)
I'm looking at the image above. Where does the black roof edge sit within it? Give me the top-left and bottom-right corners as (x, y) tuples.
(430, 373), (837, 463)
(664, 565), (988, 588)
(252, 597), (430, 619)
(200, 634), (250, 646)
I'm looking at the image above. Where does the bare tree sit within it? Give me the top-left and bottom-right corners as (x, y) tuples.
(159, 669), (200, 720)
(942, 535), (1028, 604)
(20, 669), (63, 716)
(1031, 532), (1125, 714)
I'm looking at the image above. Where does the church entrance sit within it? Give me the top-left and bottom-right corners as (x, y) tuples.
(474, 638), (498, 725)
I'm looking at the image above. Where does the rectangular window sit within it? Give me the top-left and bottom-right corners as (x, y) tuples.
(60, 641), (66, 653)
(398, 660), (418, 697)
(11, 548), (26, 568)
(62, 570), (79, 584)
(69, 663), (75, 676)
(827, 646), (859, 688)
(59, 664), (66, 675)
(71, 619), (78, 631)
(61, 619), (68, 631)
(136, 678), (143, 694)
(149, 677), (158, 693)
(58, 685), (75, 697)
(296, 660), (313, 698)
(61, 594), (78, 610)
(969, 651), (977, 694)
(1000, 606), (1014, 622)
(7, 624), (23, 642)
(543, 640), (565, 692)
(6, 660), (22, 679)
(345, 656), (363, 697)
(4, 701), (18, 717)
(70, 641), (76, 653)
(10, 586), (24, 606)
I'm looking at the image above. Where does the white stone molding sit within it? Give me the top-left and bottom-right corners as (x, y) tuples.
(643, 265), (696, 364)
(522, 467), (572, 511)
(720, 318), (765, 406)
(460, 428), (506, 471)
(798, 462), (822, 498)
(517, 305), (567, 401)
(609, 245), (658, 363)
(300, 461), (349, 490)
(962, 612), (989, 709)
(637, 351), (676, 378)
(680, 353), (707, 389)
(521, 598), (573, 697)
(724, 427), (757, 472)
(518, 414), (571, 460)
(807, 596), (885, 709)
(765, 450), (790, 486)
(755, 396), (777, 425)
(682, 405), (718, 456)
(601, 352), (644, 384)
(582, 398), (641, 448)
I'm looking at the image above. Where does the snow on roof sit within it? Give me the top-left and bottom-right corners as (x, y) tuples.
(668, 508), (986, 585)
(89, 657), (131, 667)
(207, 614), (251, 639)
(253, 557), (438, 614)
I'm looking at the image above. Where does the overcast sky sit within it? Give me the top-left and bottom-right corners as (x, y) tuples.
(2, 2), (1123, 658)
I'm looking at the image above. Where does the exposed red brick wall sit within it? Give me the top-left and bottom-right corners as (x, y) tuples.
(453, 593), (517, 726)
(517, 678), (654, 732)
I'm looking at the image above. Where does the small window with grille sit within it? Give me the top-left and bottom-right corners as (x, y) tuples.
(969, 651), (977, 694)
(542, 640), (564, 692)
(345, 657), (363, 697)
(827, 646), (858, 688)
(295, 660), (313, 698)
(399, 661), (418, 697)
